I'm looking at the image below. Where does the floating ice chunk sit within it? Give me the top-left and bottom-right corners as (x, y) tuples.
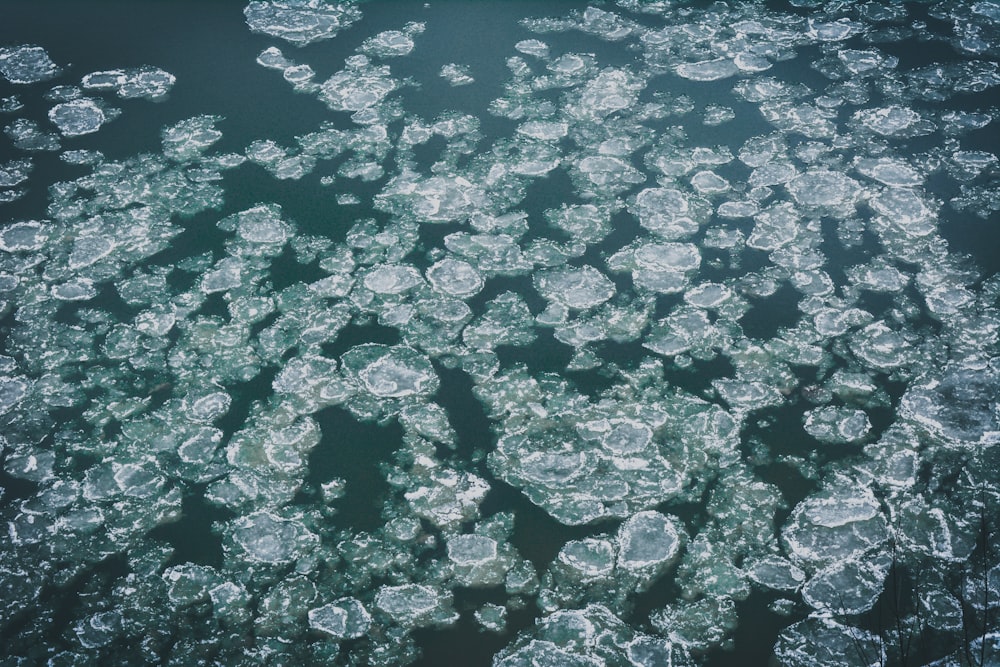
(786, 170), (862, 210)
(803, 406), (871, 444)
(747, 556), (806, 591)
(75, 611), (122, 648)
(713, 378), (785, 412)
(378, 172), (487, 223)
(853, 105), (934, 137)
(404, 468), (489, 529)
(343, 344), (438, 398)
(782, 480), (887, 569)
(244, 0), (363, 45)
(802, 558), (886, 615)
(554, 538), (616, 583)
(690, 170), (730, 194)
(684, 282), (733, 309)
(0, 376), (29, 415)
(675, 58), (739, 81)
(51, 278), (98, 301)
(630, 187), (702, 239)
(184, 391), (232, 422)
(363, 264), (424, 295)
(5, 118), (60, 151)
(569, 68), (644, 120)
(177, 427), (222, 465)
(517, 120), (569, 141)
(900, 365), (1000, 446)
(81, 66), (176, 100)
(201, 257), (244, 294)
(854, 157), (923, 187)
(807, 17), (861, 41)
(0, 159), (31, 188)
(308, 598), (371, 639)
(48, 98), (107, 136)
(68, 232), (115, 269)
(374, 584), (456, 627)
(534, 265), (615, 310)
(361, 30), (417, 58)
(319, 60), (397, 112)
(515, 39), (549, 58)
(838, 48), (898, 74)
(617, 511), (681, 574)
(0, 45), (60, 83)
(217, 203), (291, 246)
(230, 511), (318, 565)
(446, 534), (513, 587)
(703, 104), (735, 126)
(426, 258), (483, 298)
(440, 63), (474, 86)
(0, 220), (48, 252)
(162, 115), (223, 162)
(775, 617), (884, 667)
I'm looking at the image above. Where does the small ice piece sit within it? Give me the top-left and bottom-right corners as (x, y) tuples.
(244, 0), (363, 45)
(222, 203), (291, 245)
(0, 376), (29, 415)
(900, 365), (1000, 446)
(786, 170), (862, 210)
(555, 538), (616, 582)
(684, 283), (733, 309)
(446, 534), (510, 587)
(631, 187), (702, 239)
(0, 159), (32, 188)
(517, 120), (569, 141)
(850, 321), (913, 370)
(343, 344), (438, 398)
(617, 511), (681, 574)
(162, 115), (223, 162)
(230, 511), (318, 565)
(803, 406), (871, 444)
(5, 119), (60, 151)
(426, 258), (483, 298)
(782, 479), (887, 569)
(319, 61), (397, 112)
(0, 45), (60, 83)
(775, 617), (884, 667)
(854, 157), (923, 187)
(0, 220), (48, 252)
(81, 66), (176, 100)
(515, 39), (549, 58)
(363, 264), (424, 295)
(853, 105), (933, 137)
(534, 265), (615, 310)
(308, 598), (371, 639)
(801, 558), (886, 614)
(703, 104), (735, 126)
(68, 233), (115, 269)
(184, 391), (232, 422)
(675, 58), (739, 81)
(807, 17), (860, 41)
(51, 278), (98, 301)
(360, 30), (416, 58)
(374, 584), (456, 627)
(747, 556), (806, 592)
(48, 98), (107, 136)
(75, 611), (122, 648)
(440, 63), (475, 86)
(690, 170), (730, 194)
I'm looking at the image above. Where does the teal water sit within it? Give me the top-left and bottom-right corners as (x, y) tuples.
(2, 1), (1000, 665)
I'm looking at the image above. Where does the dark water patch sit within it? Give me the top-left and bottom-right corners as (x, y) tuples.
(309, 405), (404, 533)
(432, 364), (494, 465)
(321, 321), (400, 359)
(214, 365), (278, 442)
(149, 488), (232, 569)
(704, 592), (806, 667)
(495, 327), (574, 375)
(738, 282), (802, 340)
(412, 601), (538, 667)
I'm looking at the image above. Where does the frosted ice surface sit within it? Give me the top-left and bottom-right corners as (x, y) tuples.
(48, 98), (107, 136)
(801, 558), (886, 614)
(319, 61), (397, 112)
(900, 365), (1000, 446)
(363, 264), (424, 295)
(0, 220), (48, 252)
(747, 556), (806, 592)
(855, 157), (923, 187)
(0, 45), (60, 83)
(616, 511), (680, 571)
(534, 265), (615, 310)
(244, 0), (363, 45)
(308, 598), (371, 639)
(631, 187), (701, 239)
(374, 584), (456, 627)
(0, 159), (32, 188)
(343, 344), (438, 398)
(230, 511), (318, 564)
(853, 105), (932, 137)
(786, 170), (862, 210)
(81, 67), (176, 100)
(515, 39), (549, 58)
(426, 258), (484, 298)
(803, 406), (871, 444)
(676, 58), (739, 81)
(0, 377), (29, 415)
(555, 538), (616, 581)
(5, 119), (60, 151)
(782, 481), (887, 568)
(50, 278), (98, 301)
(361, 29), (417, 58)
(775, 617), (883, 667)
(440, 63), (475, 86)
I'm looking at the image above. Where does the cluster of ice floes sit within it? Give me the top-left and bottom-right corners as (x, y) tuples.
(3, 0), (1000, 665)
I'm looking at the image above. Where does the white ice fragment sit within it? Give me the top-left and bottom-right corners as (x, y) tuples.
(517, 120), (569, 141)
(363, 264), (424, 295)
(0, 220), (48, 252)
(616, 510), (681, 572)
(0, 376), (29, 415)
(343, 344), (438, 398)
(48, 98), (107, 136)
(361, 30), (416, 58)
(81, 66), (176, 100)
(308, 598), (371, 639)
(68, 233), (115, 269)
(675, 58), (739, 81)
(374, 584), (455, 627)
(50, 278), (98, 301)
(786, 170), (862, 210)
(440, 63), (475, 86)
(853, 105), (933, 137)
(803, 406), (871, 444)
(801, 559), (886, 615)
(534, 265), (615, 310)
(319, 61), (397, 112)
(0, 45), (60, 83)
(244, 0), (363, 45)
(515, 39), (549, 58)
(426, 258), (483, 298)
(231, 511), (318, 564)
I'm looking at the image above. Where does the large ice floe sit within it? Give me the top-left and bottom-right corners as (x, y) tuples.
(2, 0), (1000, 665)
